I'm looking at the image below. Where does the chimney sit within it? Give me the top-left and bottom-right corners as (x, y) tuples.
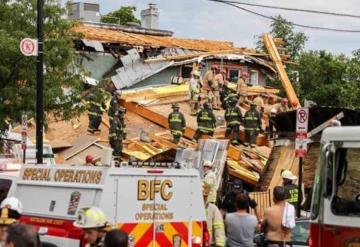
(68, 2), (100, 23)
(140, 3), (159, 29)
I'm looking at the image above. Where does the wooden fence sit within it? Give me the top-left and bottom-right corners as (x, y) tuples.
(249, 190), (272, 217)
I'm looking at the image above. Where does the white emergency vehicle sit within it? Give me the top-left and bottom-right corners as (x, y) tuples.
(310, 127), (360, 246)
(8, 162), (209, 247)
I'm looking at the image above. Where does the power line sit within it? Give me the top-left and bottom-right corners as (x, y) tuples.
(208, 0), (360, 33)
(216, 0), (360, 19)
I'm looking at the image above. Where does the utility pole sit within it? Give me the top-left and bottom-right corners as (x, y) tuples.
(36, 0), (44, 164)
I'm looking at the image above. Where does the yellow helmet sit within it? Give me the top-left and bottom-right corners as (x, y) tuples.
(73, 207), (107, 229)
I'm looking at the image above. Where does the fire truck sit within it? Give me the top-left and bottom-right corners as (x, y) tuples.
(5, 162), (209, 247)
(309, 126), (360, 246)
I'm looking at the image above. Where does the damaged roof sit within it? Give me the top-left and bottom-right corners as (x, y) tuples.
(72, 24), (252, 52)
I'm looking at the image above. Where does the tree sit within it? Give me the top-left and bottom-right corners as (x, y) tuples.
(257, 15), (307, 60)
(0, 0), (84, 140)
(257, 15), (308, 93)
(101, 6), (140, 25)
(298, 50), (360, 109)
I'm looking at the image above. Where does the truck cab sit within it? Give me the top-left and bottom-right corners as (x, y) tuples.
(9, 162), (208, 247)
(310, 127), (360, 246)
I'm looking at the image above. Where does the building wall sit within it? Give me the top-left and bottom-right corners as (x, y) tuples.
(77, 53), (118, 81)
(203, 61), (271, 86)
(128, 66), (179, 89)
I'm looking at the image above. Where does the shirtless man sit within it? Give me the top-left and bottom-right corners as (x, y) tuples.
(261, 186), (293, 246)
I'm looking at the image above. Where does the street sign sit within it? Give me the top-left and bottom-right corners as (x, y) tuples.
(19, 38), (38, 56)
(295, 107), (309, 158)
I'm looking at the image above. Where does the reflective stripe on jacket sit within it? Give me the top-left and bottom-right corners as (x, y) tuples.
(206, 203), (226, 247)
(197, 110), (216, 133)
(168, 112), (186, 131)
(244, 109), (261, 132)
(225, 106), (242, 127)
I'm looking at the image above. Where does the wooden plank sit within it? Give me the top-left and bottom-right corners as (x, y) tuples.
(263, 34), (300, 107)
(308, 112), (344, 138)
(144, 49), (245, 63)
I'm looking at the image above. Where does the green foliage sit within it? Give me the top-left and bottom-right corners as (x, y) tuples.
(0, 0), (84, 137)
(256, 15), (307, 95)
(257, 15), (307, 60)
(101, 6), (140, 25)
(298, 50), (360, 109)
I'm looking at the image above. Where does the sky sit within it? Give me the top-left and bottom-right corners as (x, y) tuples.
(80, 0), (360, 55)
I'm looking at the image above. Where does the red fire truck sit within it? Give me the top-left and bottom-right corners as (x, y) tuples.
(309, 127), (360, 246)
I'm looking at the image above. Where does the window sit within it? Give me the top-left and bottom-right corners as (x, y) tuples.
(84, 3), (99, 12)
(229, 69), (239, 82)
(310, 156), (322, 219)
(250, 70), (258, 85)
(331, 148), (360, 217)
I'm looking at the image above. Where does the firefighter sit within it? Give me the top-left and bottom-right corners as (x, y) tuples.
(189, 70), (202, 116)
(202, 65), (220, 110)
(73, 207), (108, 247)
(222, 92), (239, 110)
(109, 110), (123, 161)
(274, 98), (290, 113)
(203, 161), (217, 204)
(192, 102), (217, 142)
(86, 87), (106, 134)
(281, 170), (302, 212)
(167, 103), (186, 144)
(253, 93), (265, 116)
(236, 72), (249, 104)
(203, 184), (226, 247)
(0, 197), (23, 245)
(244, 102), (262, 147)
(118, 107), (127, 139)
(225, 96), (242, 145)
(108, 90), (120, 125)
(211, 68), (222, 110)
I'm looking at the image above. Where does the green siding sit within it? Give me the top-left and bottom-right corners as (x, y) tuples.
(77, 53), (118, 81)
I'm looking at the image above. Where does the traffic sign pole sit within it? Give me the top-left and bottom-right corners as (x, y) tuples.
(297, 157), (303, 218)
(295, 107), (309, 218)
(36, 0), (44, 164)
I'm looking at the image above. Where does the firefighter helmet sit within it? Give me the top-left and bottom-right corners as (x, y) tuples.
(85, 155), (93, 163)
(73, 207), (108, 229)
(203, 102), (211, 110)
(282, 98), (289, 105)
(171, 103), (180, 109)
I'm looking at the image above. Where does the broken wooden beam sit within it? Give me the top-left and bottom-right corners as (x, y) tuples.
(263, 34), (300, 107)
(308, 112), (344, 138)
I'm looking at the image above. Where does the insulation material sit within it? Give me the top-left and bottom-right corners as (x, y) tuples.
(82, 39), (104, 52)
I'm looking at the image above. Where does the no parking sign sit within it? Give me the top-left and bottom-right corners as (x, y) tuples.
(295, 108), (309, 157)
(20, 38), (38, 56)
